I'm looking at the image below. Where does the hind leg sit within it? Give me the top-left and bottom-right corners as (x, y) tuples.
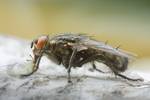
(92, 61), (109, 73)
(114, 71), (143, 81)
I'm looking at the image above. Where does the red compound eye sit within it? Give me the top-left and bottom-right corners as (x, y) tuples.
(36, 36), (47, 49)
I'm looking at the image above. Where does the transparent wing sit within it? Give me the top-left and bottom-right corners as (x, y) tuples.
(80, 38), (136, 59)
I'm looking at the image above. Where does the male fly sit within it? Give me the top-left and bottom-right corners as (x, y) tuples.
(23, 33), (143, 83)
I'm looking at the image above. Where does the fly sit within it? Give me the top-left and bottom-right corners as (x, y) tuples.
(23, 33), (143, 83)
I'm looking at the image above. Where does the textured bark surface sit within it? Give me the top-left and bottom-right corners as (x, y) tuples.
(0, 35), (150, 100)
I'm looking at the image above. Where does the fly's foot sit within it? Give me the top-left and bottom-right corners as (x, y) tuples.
(68, 80), (72, 83)
(115, 72), (144, 82)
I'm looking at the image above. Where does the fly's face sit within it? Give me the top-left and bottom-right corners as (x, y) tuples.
(30, 35), (49, 71)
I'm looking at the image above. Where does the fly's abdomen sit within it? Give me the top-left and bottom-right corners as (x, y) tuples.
(113, 56), (128, 72)
(103, 53), (129, 72)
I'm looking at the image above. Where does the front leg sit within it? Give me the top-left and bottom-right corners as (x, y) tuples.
(21, 54), (42, 77)
(67, 48), (77, 83)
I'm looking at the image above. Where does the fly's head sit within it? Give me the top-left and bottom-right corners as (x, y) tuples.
(30, 35), (49, 71)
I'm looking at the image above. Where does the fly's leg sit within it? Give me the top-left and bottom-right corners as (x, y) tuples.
(114, 71), (143, 81)
(78, 54), (105, 67)
(67, 48), (77, 83)
(92, 61), (106, 73)
(78, 55), (108, 73)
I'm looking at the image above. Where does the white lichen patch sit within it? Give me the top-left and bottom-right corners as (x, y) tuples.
(7, 59), (34, 77)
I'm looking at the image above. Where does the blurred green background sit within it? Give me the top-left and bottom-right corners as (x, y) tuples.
(0, 0), (150, 58)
